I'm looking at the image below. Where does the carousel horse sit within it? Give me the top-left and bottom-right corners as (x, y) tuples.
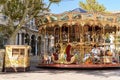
(83, 53), (93, 64)
(102, 50), (113, 64)
(109, 33), (115, 54)
(105, 50), (113, 56)
(42, 54), (49, 64)
(83, 53), (101, 64)
(103, 56), (112, 63)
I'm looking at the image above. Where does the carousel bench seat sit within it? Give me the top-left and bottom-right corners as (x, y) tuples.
(66, 44), (74, 62)
(52, 44), (76, 64)
(66, 55), (74, 62)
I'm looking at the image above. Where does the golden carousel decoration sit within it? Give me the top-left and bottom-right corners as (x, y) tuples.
(36, 11), (120, 68)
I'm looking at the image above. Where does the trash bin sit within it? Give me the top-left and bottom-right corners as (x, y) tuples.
(0, 49), (5, 72)
(5, 45), (31, 72)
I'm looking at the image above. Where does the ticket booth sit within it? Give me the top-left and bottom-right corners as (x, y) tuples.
(5, 45), (31, 72)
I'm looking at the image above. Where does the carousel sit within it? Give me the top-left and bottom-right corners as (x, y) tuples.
(36, 11), (120, 69)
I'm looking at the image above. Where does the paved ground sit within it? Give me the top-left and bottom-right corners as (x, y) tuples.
(0, 56), (120, 80)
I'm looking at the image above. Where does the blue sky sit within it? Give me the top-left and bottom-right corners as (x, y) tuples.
(45, 0), (120, 14)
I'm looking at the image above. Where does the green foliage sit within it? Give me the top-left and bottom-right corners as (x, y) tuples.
(0, 0), (6, 5)
(0, 25), (12, 38)
(0, 0), (61, 44)
(79, 0), (106, 12)
(1, 0), (46, 20)
(49, 0), (61, 3)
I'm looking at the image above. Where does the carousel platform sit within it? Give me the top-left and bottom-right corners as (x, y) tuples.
(37, 63), (120, 69)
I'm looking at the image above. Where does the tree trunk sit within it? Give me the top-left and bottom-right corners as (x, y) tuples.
(7, 32), (17, 45)
(7, 25), (23, 45)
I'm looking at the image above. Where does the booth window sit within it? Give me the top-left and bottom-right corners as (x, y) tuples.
(20, 49), (25, 55)
(12, 49), (19, 56)
(12, 48), (25, 56)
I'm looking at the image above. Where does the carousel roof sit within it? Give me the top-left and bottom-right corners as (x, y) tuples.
(71, 8), (87, 13)
(35, 8), (120, 28)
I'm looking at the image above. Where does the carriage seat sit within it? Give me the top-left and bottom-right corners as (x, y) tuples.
(65, 44), (73, 62)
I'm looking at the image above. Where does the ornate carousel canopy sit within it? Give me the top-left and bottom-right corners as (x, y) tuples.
(35, 9), (120, 29)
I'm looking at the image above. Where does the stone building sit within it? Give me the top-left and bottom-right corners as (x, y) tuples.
(0, 12), (40, 55)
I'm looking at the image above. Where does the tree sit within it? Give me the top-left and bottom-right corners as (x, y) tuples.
(0, 0), (61, 44)
(79, 0), (106, 12)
